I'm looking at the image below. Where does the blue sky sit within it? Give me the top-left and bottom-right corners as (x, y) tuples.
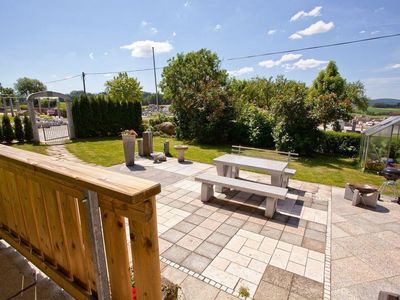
(1, 0), (400, 98)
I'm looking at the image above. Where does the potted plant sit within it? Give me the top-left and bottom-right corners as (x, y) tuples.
(122, 129), (138, 166)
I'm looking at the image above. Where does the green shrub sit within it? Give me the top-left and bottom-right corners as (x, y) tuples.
(2, 115), (15, 143)
(0, 122), (3, 143)
(148, 113), (174, 127)
(23, 116), (34, 142)
(14, 116), (24, 142)
(317, 130), (361, 156)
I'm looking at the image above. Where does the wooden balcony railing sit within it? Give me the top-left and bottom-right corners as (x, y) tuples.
(0, 145), (162, 299)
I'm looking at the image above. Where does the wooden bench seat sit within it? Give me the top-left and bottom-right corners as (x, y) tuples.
(195, 174), (288, 218)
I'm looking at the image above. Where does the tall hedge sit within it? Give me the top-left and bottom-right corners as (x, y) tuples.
(72, 95), (143, 138)
(23, 115), (34, 142)
(317, 131), (361, 156)
(2, 115), (15, 143)
(14, 116), (24, 143)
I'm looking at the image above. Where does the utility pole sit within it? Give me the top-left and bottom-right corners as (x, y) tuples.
(152, 47), (159, 110)
(82, 72), (87, 94)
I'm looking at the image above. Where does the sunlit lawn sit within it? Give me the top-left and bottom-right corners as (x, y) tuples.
(66, 136), (386, 188)
(11, 143), (48, 155)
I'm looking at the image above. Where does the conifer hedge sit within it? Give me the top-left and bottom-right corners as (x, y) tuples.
(72, 94), (143, 138)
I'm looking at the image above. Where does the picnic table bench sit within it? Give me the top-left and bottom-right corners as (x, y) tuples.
(195, 174), (288, 218)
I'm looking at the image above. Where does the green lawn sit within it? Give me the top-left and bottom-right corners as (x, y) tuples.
(66, 136), (386, 188)
(354, 106), (400, 117)
(11, 143), (48, 155)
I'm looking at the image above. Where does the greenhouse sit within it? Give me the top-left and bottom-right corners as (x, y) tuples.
(360, 116), (400, 171)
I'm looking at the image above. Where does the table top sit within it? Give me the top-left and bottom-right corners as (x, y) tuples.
(214, 154), (288, 172)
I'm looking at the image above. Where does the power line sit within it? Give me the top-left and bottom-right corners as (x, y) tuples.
(44, 74), (81, 84)
(223, 33), (400, 61)
(85, 67), (163, 76)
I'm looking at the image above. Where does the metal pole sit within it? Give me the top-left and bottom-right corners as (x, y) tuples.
(82, 72), (87, 94)
(152, 47), (159, 109)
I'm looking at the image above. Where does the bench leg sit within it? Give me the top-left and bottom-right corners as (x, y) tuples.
(265, 197), (278, 218)
(216, 164), (227, 192)
(271, 173), (283, 187)
(201, 183), (214, 202)
(232, 167), (240, 178)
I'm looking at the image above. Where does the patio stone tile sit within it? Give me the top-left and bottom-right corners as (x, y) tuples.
(304, 258), (324, 283)
(239, 246), (271, 263)
(356, 248), (400, 277)
(306, 221), (326, 233)
(181, 252), (211, 274)
(185, 214), (206, 225)
(287, 217), (307, 228)
(254, 281), (289, 300)
(226, 262), (262, 285)
(277, 240), (293, 252)
(259, 226), (282, 240)
(244, 238), (261, 249)
(248, 259), (268, 273)
(289, 246), (308, 265)
(181, 204), (201, 213)
(265, 220), (286, 230)
(308, 250), (325, 262)
(287, 261), (305, 276)
(158, 238), (173, 254)
(202, 265), (240, 289)
(177, 234), (203, 251)
(206, 232), (232, 248)
(194, 207), (214, 218)
(161, 229), (186, 243)
(331, 256), (384, 290)
(210, 256), (230, 271)
(189, 226), (213, 240)
(280, 232), (303, 246)
(158, 197), (175, 205)
(163, 243), (191, 262)
(168, 200), (187, 209)
(262, 265), (293, 290)
(173, 221), (197, 234)
(242, 221), (263, 234)
(209, 211), (230, 222)
(215, 291), (239, 300)
(259, 237), (278, 254)
(288, 292), (309, 300)
(225, 235), (247, 252)
(195, 241), (223, 260)
(219, 249), (251, 267)
(272, 213), (289, 223)
(180, 275), (220, 300)
(224, 216), (246, 228)
(311, 203), (327, 211)
(301, 237), (325, 253)
(284, 225), (305, 236)
(290, 274), (323, 299)
(304, 229), (325, 242)
(162, 265), (188, 285)
(216, 223), (239, 237)
(270, 248), (290, 269)
(199, 218), (222, 231)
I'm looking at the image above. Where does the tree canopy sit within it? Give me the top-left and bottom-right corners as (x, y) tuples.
(14, 77), (46, 96)
(105, 72), (142, 102)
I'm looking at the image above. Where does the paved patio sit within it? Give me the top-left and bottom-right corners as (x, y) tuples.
(2, 152), (400, 299)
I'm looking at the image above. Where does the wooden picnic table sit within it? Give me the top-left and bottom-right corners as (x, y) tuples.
(213, 154), (288, 191)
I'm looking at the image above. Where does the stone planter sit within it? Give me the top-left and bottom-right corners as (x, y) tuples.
(122, 131), (137, 166)
(174, 145), (188, 162)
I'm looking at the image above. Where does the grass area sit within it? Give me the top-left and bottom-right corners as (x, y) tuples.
(354, 106), (400, 117)
(11, 143), (48, 155)
(66, 136), (386, 188)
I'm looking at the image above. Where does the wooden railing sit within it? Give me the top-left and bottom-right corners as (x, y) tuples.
(0, 145), (162, 299)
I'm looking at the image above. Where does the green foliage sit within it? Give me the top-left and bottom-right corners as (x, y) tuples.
(142, 92), (170, 105)
(0, 121), (3, 142)
(23, 116), (34, 142)
(2, 115), (15, 143)
(229, 77), (275, 109)
(317, 131), (361, 156)
(105, 72), (142, 102)
(160, 49), (233, 144)
(232, 105), (274, 148)
(148, 113), (174, 127)
(72, 94), (143, 138)
(14, 116), (24, 143)
(272, 80), (319, 154)
(345, 81), (369, 111)
(14, 77), (46, 96)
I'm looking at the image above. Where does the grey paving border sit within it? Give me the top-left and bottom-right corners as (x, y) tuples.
(323, 189), (332, 300)
(160, 255), (249, 299)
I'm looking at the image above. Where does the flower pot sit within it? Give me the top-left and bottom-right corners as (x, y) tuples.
(122, 135), (136, 166)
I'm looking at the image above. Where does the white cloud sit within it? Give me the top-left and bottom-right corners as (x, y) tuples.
(184, 1), (190, 7)
(228, 67), (254, 77)
(290, 6), (322, 22)
(371, 30), (380, 35)
(291, 58), (328, 70)
(359, 30), (366, 34)
(290, 20), (334, 39)
(104, 51), (108, 56)
(390, 64), (400, 69)
(267, 29), (277, 35)
(141, 20), (149, 27)
(89, 52), (94, 60)
(214, 24), (222, 31)
(172, 31), (177, 37)
(121, 40), (173, 57)
(259, 53), (303, 68)
(104, 73), (113, 77)
(150, 27), (158, 34)
(289, 33), (303, 40)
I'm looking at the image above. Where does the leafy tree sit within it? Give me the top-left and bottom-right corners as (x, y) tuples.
(14, 116), (24, 142)
(23, 116), (34, 142)
(14, 77), (46, 96)
(2, 115), (15, 143)
(105, 72), (142, 102)
(345, 81), (369, 111)
(160, 49), (233, 143)
(68, 90), (95, 99)
(0, 121), (3, 142)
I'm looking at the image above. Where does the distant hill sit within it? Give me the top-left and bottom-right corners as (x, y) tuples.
(369, 98), (400, 106)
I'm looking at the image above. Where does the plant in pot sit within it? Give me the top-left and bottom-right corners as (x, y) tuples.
(122, 129), (138, 166)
